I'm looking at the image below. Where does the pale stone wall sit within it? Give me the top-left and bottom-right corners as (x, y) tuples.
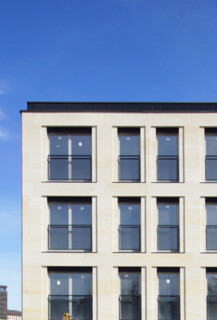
(22, 110), (217, 320)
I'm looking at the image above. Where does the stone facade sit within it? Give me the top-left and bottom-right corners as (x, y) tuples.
(21, 102), (217, 320)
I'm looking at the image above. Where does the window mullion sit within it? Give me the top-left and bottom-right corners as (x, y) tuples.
(68, 135), (72, 180)
(69, 274), (73, 317)
(68, 204), (72, 250)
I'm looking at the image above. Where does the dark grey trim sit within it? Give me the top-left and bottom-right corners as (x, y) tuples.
(21, 102), (217, 113)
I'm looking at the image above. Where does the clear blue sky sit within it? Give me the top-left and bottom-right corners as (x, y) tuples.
(1, 0), (217, 310)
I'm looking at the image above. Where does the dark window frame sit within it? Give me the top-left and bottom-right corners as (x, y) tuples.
(118, 199), (141, 252)
(49, 268), (92, 320)
(157, 199), (179, 252)
(119, 269), (141, 320)
(205, 129), (217, 181)
(206, 199), (217, 250)
(157, 268), (180, 320)
(157, 128), (179, 182)
(48, 198), (92, 252)
(118, 128), (140, 182)
(207, 269), (217, 320)
(48, 128), (92, 182)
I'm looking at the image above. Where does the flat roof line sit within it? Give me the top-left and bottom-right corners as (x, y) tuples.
(22, 102), (217, 113)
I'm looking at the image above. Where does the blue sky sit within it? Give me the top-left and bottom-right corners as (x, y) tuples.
(1, 0), (217, 310)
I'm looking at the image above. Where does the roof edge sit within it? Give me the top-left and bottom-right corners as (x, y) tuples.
(21, 102), (217, 113)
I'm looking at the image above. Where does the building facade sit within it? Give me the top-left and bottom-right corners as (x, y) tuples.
(21, 102), (217, 320)
(7, 310), (22, 320)
(0, 286), (7, 320)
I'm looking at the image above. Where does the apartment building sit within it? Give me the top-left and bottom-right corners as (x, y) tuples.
(0, 286), (7, 320)
(7, 310), (22, 320)
(21, 102), (217, 320)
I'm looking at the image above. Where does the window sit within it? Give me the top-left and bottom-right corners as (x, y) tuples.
(49, 268), (92, 320)
(206, 129), (217, 180)
(118, 128), (140, 181)
(207, 270), (217, 320)
(119, 269), (141, 320)
(206, 200), (217, 250)
(48, 128), (91, 181)
(157, 128), (179, 181)
(158, 269), (180, 320)
(157, 199), (179, 252)
(118, 199), (140, 251)
(48, 199), (92, 251)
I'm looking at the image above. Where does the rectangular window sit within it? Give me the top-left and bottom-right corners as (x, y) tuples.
(158, 269), (180, 320)
(157, 199), (179, 252)
(207, 270), (217, 320)
(118, 128), (140, 181)
(48, 198), (92, 251)
(118, 199), (140, 251)
(157, 128), (179, 181)
(206, 129), (217, 180)
(119, 269), (141, 320)
(206, 200), (217, 250)
(49, 268), (92, 320)
(48, 128), (91, 181)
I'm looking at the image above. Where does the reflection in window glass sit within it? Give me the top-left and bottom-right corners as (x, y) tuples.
(158, 134), (178, 156)
(120, 272), (140, 295)
(49, 271), (92, 320)
(119, 135), (140, 156)
(72, 135), (91, 156)
(50, 135), (68, 155)
(157, 129), (179, 181)
(207, 271), (217, 320)
(158, 200), (179, 251)
(206, 202), (217, 250)
(158, 270), (180, 320)
(119, 201), (140, 251)
(118, 129), (140, 181)
(206, 130), (217, 180)
(48, 129), (91, 181)
(119, 271), (141, 320)
(49, 200), (92, 251)
(206, 134), (217, 156)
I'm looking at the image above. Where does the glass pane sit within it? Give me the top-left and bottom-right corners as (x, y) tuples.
(72, 135), (91, 156)
(119, 134), (139, 156)
(50, 135), (68, 155)
(158, 273), (179, 295)
(49, 227), (69, 250)
(206, 134), (217, 155)
(71, 204), (91, 225)
(206, 159), (217, 180)
(72, 227), (91, 250)
(119, 158), (139, 181)
(120, 227), (140, 250)
(120, 273), (140, 295)
(72, 273), (92, 295)
(207, 204), (217, 225)
(158, 158), (178, 181)
(207, 274), (217, 294)
(207, 228), (217, 250)
(158, 203), (178, 225)
(71, 158), (91, 180)
(49, 296), (69, 320)
(50, 273), (69, 295)
(158, 296), (179, 320)
(49, 157), (68, 180)
(158, 134), (178, 156)
(120, 296), (140, 320)
(158, 227), (178, 251)
(207, 299), (217, 320)
(120, 204), (140, 225)
(72, 296), (92, 320)
(50, 204), (68, 225)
